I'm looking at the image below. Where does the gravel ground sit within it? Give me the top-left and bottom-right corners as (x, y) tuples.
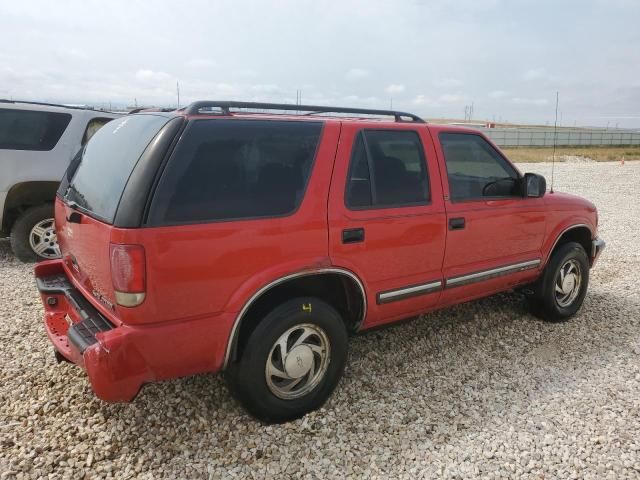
(1, 161), (639, 479)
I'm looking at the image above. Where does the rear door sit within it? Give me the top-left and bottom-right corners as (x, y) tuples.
(434, 130), (546, 305)
(328, 123), (446, 328)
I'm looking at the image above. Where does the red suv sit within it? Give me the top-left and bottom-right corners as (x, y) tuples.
(35, 101), (605, 422)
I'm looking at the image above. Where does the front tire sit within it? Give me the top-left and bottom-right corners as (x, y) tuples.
(527, 242), (589, 322)
(225, 297), (348, 423)
(10, 204), (60, 262)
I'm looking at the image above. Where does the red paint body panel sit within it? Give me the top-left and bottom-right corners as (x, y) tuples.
(328, 123), (446, 327)
(540, 192), (597, 264)
(35, 259), (234, 402)
(37, 115), (600, 403)
(428, 126), (548, 305)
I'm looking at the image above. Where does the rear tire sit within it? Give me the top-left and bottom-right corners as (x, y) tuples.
(225, 297), (348, 423)
(10, 204), (60, 262)
(527, 242), (589, 322)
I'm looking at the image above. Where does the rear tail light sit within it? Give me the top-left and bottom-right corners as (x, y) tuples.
(110, 244), (146, 307)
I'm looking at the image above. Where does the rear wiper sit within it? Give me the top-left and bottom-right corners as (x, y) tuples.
(63, 184), (80, 208)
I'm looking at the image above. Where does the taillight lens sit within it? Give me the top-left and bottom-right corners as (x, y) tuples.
(110, 244), (146, 307)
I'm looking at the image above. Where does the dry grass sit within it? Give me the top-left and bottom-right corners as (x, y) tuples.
(501, 146), (640, 163)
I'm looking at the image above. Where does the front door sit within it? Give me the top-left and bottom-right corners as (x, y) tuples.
(328, 124), (447, 328)
(434, 130), (546, 306)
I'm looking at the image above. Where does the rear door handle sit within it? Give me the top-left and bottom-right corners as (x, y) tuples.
(67, 211), (83, 224)
(449, 217), (465, 230)
(342, 228), (365, 244)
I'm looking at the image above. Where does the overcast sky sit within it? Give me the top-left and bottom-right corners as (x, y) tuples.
(1, 0), (639, 127)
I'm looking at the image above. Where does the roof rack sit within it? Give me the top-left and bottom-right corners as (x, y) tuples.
(184, 101), (425, 123)
(0, 98), (116, 113)
(128, 107), (177, 114)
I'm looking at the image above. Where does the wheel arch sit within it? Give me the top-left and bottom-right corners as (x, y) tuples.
(224, 268), (367, 368)
(2, 181), (59, 234)
(544, 223), (593, 266)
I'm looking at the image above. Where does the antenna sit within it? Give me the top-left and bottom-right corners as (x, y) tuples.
(550, 91), (559, 194)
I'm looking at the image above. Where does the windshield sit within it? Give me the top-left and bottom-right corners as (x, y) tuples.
(63, 114), (170, 223)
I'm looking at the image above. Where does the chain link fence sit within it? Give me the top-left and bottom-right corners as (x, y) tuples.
(477, 127), (640, 147)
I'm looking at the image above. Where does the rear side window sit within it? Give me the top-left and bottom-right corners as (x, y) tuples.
(346, 130), (429, 209)
(81, 117), (114, 146)
(63, 115), (170, 222)
(439, 132), (518, 201)
(149, 119), (322, 225)
(0, 108), (71, 151)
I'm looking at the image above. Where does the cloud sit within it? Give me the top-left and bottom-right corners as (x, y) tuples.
(345, 68), (369, 81)
(434, 78), (463, 88)
(185, 58), (216, 69)
(1, 0), (639, 126)
(439, 93), (463, 103)
(412, 94), (435, 106)
(343, 95), (379, 105)
(522, 67), (555, 82)
(511, 97), (549, 106)
(249, 84), (280, 92)
(385, 84), (405, 94)
(135, 69), (172, 83)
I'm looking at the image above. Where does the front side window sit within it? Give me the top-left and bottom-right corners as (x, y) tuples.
(439, 132), (519, 201)
(0, 108), (71, 151)
(346, 130), (430, 209)
(149, 119), (323, 224)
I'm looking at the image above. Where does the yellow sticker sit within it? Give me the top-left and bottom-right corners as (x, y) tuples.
(302, 303), (312, 313)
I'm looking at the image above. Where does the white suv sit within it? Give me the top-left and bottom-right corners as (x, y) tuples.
(0, 100), (120, 261)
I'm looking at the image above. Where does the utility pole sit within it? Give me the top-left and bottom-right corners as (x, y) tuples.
(176, 81), (180, 108)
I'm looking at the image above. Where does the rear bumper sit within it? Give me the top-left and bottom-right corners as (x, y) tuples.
(591, 237), (606, 266)
(34, 260), (231, 402)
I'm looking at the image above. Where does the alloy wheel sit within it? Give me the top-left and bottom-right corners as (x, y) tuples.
(29, 218), (60, 259)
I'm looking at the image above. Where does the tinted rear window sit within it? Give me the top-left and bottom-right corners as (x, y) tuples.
(149, 119), (322, 225)
(0, 108), (71, 150)
(346, 130), (430, 209)
(64, 115), (170, 222)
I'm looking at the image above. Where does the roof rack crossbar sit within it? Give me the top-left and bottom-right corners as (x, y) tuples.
(184, 101), (425, 123)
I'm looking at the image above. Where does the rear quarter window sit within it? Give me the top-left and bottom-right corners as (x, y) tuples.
(63, 114), (170, 223)
(0, 108), (72, 151)
(148, 119), (323, 225)
(81, 117), (114, 146)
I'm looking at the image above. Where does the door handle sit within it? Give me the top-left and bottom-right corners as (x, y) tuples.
(449, 217), (465, 230)
(66, 211), (83, 224)
(342, 228), (365, 244)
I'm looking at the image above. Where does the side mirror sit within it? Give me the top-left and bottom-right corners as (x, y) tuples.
(524, 173), (546, 198)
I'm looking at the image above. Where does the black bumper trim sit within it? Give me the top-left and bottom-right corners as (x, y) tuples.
(37, 273), (114, 353)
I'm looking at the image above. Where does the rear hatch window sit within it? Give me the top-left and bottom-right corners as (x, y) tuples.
(61, 114), (170, 223)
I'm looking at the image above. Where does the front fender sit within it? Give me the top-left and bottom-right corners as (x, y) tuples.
(541, 220), (595, 266)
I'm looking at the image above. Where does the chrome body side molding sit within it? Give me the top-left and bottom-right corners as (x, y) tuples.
(446, 259), (541, 288)
(377, 280), (442, 304)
